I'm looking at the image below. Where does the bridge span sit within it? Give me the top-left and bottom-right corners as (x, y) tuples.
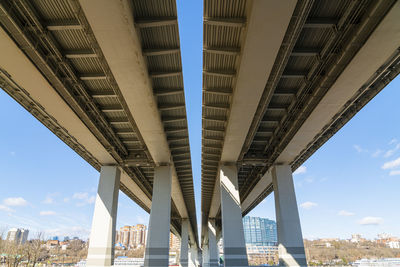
(0, 0), (199, 266)
(1, 0), (400, 267)
(201, 0), (400, 266)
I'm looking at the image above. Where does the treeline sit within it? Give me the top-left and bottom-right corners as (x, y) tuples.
(0, 232), (46, 267)
(305, 239), (400, 265)
(0, 231), (87, 267)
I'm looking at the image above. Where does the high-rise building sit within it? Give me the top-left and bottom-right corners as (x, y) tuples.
(169, 233), (180, 251)
(6, 228), (20, 243)
(116, 224), (147, 249)
(243, 216), (278, 265)
(243, 216), (277, 246)
(6, 228), (29, 244)
(20, 229), (29, 244)
(120, 226), (131, 247)
(129, 224), (147, 248)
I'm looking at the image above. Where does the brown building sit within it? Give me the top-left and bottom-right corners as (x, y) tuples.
(116, 224), (147, 249)
(169, 233), (180, 251)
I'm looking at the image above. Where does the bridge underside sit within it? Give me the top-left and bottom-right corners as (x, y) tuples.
(0, 0), (200, 266)
(1, 0), (400, 266)
(201, 0), (400, 266)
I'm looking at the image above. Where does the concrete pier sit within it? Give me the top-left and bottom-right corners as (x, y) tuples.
(144, 166), (173, 267)
(272, 165), (306, 266)
(87, 166), (120, 267)
(220, 165), (248, 267)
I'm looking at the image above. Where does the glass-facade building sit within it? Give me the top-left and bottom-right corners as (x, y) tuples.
(243, 216), (277, 246)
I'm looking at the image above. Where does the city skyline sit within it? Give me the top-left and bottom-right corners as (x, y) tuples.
(0, 0), (400, 242)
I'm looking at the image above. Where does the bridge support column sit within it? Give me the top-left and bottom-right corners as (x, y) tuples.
(87, 166), (120, 267)
(197, 249), (202, 267)
(202, 245), (209, 267)
(208, 219), (219, 267)
(144, 166), (172, 267)
(219, 165), (248, 267)
(189, 245), (197, 267)
(272, 165), (306, 267)
(180, 219), (189, 267)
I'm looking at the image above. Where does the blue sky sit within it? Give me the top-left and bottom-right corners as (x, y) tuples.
(1, 1), (400, 241)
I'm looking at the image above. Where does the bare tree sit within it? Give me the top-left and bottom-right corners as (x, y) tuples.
(5, 242), (24, 267)
(0, 227), (8, 264)
(25, 232), (45, 267)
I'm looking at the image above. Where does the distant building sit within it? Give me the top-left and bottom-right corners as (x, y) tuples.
(243, 216), (277, 246)
(169, 233), (180, 251)
(51, 236), (59, 241)
(116, 224), (147, 249)
(351, 234), (365, 243)
(120, 226), (130, 247)
(64, 236), (70, 241)
(387, 241), (400, 249)
(129, 224), (147, 248)
(20, 229), (29, 244)
(6, 228), (20, 243)
(375, 233), (400, 247)
(6, 228), (29, 244)
(243, 216), (278, 265)
(46, 240), (59, 249)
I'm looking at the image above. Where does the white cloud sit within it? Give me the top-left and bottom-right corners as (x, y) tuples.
(358, 216), (383, 225)
(293, 166), (307, 175)
(382, 157), (400, 169)
(389, 170), (400, 176)
(0, 204), (14, 212)
(63, 197), (70, 203)
(389, 138), (398, 145)
(3, 197), (28, 206)
(72, 192), (88, 200)
(384, 144), (400, 158)
(300, 201), (318, 210)
(338, 210), (355, 216)
(42, 197), (54, 204)
(304, 177), (314, 183)
(87, 196), (96, 204)
(353, 145), (367, 153)
(40, 211), (56, 216)
(372, 149), (383, 158)
(72, 192), (95, 206)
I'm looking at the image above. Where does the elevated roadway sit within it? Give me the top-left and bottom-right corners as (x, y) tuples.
(201, 0), (400, 265)
(0, 0), (199, 266)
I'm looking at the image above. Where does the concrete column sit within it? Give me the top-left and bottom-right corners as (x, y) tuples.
(189, 245), (197, 267)
(208, 219), (219, 267)
(272, 165), (306, 267)
(87, 166), (120, 267)
(219, 164), (248, 267)
(180, 219), (189, 267)
(144, 166), (172, 267)
(197, 249), (202, 267)
(202, 245), (209, 267)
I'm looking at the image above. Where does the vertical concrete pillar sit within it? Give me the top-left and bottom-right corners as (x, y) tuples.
(180, 219), (189, 267)
(197, 249), (202, 267)
(202, 245), (209, 267)
(219, 164), (248, 267)
(189, 245), (197, 267)
(208, 219), (219, 267)
(87, 166), (120, 267)
(272, 165), (306, 267)
(144, 166), (172, 267)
